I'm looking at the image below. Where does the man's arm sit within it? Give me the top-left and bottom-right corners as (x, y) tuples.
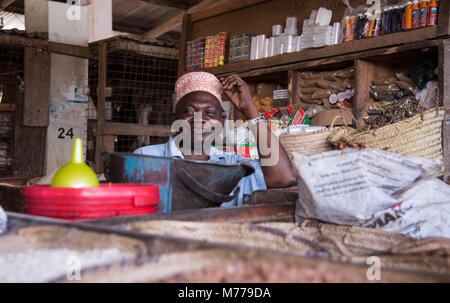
(221, 75), (297, 188)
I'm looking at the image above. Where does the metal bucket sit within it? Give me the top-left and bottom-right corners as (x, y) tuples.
(103, 153), (255, 212)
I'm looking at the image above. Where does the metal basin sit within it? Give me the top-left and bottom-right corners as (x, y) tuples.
(103, 152), (255, 212)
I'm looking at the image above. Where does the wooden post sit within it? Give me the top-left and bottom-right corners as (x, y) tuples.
(95, 42), (107, 173)
(178, 14), (192, 77)
(288, 70), (297, 106)
(437, 0), (450, 37)
(23, 47), (50, 127)
(439, 39), (450, 182)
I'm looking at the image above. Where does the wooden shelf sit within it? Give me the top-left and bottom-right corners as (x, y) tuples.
(178, 0), (450, 181)
(187, 27), (440, 78)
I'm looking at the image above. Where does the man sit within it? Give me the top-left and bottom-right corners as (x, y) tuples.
(135, 72), (296, 206)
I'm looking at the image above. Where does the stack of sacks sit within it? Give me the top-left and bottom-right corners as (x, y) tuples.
(297, 67), (354, 111)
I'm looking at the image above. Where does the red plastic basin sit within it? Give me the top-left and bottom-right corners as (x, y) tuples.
(24, 184), (160, 221)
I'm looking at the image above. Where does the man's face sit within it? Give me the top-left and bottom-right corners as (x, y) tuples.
(175, 91), (224, 143)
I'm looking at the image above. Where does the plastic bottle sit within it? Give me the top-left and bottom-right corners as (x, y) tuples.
(343, 16), (351, 42)
(387, 6), (394, 34)
(356, 13), (365, 39)
(363, 13), (372, 38)
(427, 0), (438, 26)
(373, 16), (382, 36)
(412, 0), (420, 28)
(390, 5), (397, 33)
(381, 6), (389, 35)
(419, 0), (429, 27)
(405, 1), (413, 30)
(401, 3), (407, 30)
(350, 15), (356, 41)
(394, 5), (403, 32)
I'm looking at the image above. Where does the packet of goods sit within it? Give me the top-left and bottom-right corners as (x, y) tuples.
(0, 206), (6, 234)
(293, 148), (449, 239)
(264, 104), (297, 120)
(287, 104), (309, 126)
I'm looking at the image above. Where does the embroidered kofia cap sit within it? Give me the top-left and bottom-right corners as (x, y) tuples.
(174, 71), (222, 105)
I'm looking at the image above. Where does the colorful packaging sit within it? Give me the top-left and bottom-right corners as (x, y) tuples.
(412, 0), (420, 28)
(405, 1), (413, 29)
(350, 16), (356, 40)
(373, 17), (382, 36)
(237, 144), (258, 159)
(419, 0), (429, 27)
(428, 0), (438, 26)
(343, 16), (351, 42)
(202, 32), (227, 69)
(287, 104), (308, 126)
(186, 37), (205, 71)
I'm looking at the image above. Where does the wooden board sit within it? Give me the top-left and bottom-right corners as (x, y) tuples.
(190, 0), (270, 22)
(12, 78), (46, 177)
(103, 122), (171, 137)
(439, 39), (450, 182)
(233, 39), (441, 78)
(85, 203), (295, 226)
(0, 33), (92, 59)
(0, 104), (16, 112)
(23, 47), (50, 127)
(437, 0), (450, 37)
(107, 39), (179, 60)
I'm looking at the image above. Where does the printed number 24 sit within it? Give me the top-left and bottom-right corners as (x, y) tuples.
(58, 128), (74, 139)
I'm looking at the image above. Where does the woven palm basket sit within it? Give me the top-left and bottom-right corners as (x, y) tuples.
(328, 87), (444, 176)
(279, 115), (347, 165)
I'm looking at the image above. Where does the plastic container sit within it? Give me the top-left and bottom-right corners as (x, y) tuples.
(24, 184), (160, 221)
(405, 1), (413, 29)
(412, 0), (420, 28)
(51, 138), (99, 188)
(272, 24), (283, 36)
(419, 0), (429, 27)
(427, 0), (438, 26)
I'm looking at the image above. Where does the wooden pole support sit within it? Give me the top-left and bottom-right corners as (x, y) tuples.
(94, 42), (107, 173)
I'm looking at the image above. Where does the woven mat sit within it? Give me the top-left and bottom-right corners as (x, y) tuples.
(124, 219), (450, 276)
(0, 225), (147, 257)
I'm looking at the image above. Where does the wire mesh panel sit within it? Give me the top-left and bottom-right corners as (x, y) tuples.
(88, 46), (178, 156)
(0, 43), (23, 176)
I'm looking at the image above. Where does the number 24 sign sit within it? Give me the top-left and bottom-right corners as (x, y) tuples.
(58, 127), (74, 139)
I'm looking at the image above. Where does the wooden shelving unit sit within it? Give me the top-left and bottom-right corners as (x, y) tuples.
(179, 0), (450, 181)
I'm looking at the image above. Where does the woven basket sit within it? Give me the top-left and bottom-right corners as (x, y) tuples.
(279, 114), (348, 163)
(328, 87), (444, 176)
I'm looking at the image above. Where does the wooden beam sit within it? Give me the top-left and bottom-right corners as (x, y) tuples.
(141, 0), (229, 39)
(103, 122), (172, 137)
(0, 0), (16, 10)
(437, 0), (450, 37)
(140, 0), (188, 10)
(0, 33), (92, 59)
(0, 104), (16, 112)
(94, 42), (107, 173)
(107, 39), (179, 60)
(190, 0), (270, 23)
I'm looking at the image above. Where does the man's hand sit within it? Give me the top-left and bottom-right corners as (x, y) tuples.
(220, 74), (260, 120)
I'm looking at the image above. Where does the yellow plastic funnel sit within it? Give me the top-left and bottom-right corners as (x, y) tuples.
(51, 138), (99, 188)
